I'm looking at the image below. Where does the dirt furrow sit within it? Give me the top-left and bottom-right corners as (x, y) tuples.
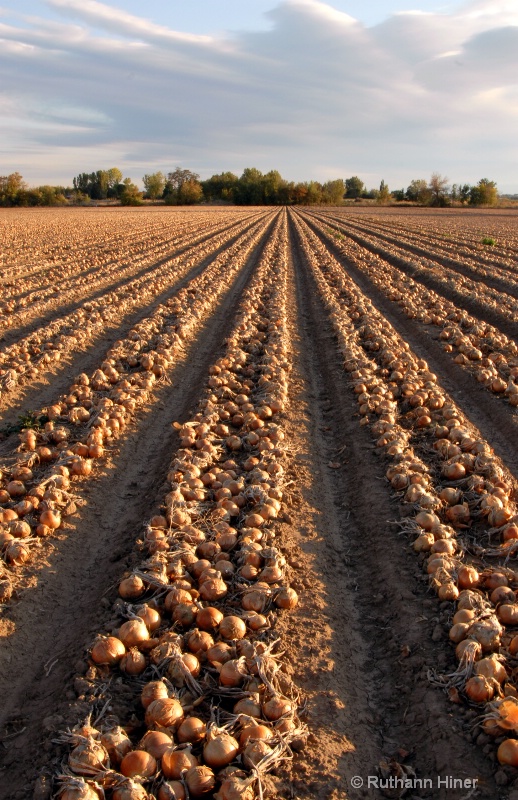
(0, 212), (273, 432)
(285, 212), (498, 799)
(303, 211), (518, 343)
(0, 216), (280, 799)
(296, 211), (518, 480)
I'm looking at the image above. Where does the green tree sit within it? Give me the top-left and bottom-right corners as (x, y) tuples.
(0, 172), (26, 205)
(177, 179), (203, 205)
(458, 184), (472, 204)
(120, 178), (143, 206)
(143, 172), (166, 201)
(470, 178), (498, 207)
(164, 168), (201, 203)
(107, 168), (123, 189)
(234, 168), (265, 205)
(201, 172), (239, 202)
(262, 170), (284, 205)
(406, 178), (429, 204)
(345, 176), (364, 199)
(428, 173), (450, 206)
(376, 180), (391, 204)
(322, 179), (345, 205)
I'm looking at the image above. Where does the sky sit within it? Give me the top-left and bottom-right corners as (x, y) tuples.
(0, 0), (517, 192)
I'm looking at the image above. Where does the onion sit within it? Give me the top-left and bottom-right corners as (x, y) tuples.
(239, 724), (273, 748)
(112, 779), (149, 800)
(139, 730), (173, 759)
(186, 628), (214, 654)
(57, 778), (101, 800)
(468, 617), (502, 652)
(203, 732), (239, 768)
(233, 696), (262, 718)
(497, 739), (518, 766)
(262, 695), (292, 721)
(219, 658), (248, 687)
(119, 575), (145, 599)
(177, 717), (206, 744)
(39, 509), (61, 529)
(497, 604), (518, 625)
(157, 782), (186, 800)
(118, 619), (150, 648)
(219, 616), (247, 641)
(457, 566), (479, 590)
(141, 680), (169, 709)
(100, 727), (132, 765)
(197, 606), (224, 631)
(145, 697), (184, 729)
(161, 747), (199, 779)
(120, 648), (147, 675)
(464, 675), (494, 703)
(274, 587), (298, 609)
(206, 642), (233, 665)
(68, 738), (109, 776)
(475, 654), (507, 683)
(135, 604), (161, 631)
(184, 766), (216, 797)
(214, 777), (256, 800)
(120, 750), (157, 779)
(243, 740), (272, 768)
(90, 636), (125, 666)
(199, 578), (228, 602)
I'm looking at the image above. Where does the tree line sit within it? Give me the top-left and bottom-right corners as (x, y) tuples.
(0, 168), (500, 207)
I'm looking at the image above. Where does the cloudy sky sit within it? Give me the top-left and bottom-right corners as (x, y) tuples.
(0, 0), (517, 192)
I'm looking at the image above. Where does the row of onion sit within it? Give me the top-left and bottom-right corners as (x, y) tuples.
(0, 210), (255, 325)
(54, 210), (305, 800)
(0, 213), (265, 404)
(293, 212), (518, 773)
(310, 210), (518, 325)
(304, 211), (518, 408)
(0, 213), (276, 618)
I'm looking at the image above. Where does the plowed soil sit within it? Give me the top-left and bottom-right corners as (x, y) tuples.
(2, 206), (518, 800)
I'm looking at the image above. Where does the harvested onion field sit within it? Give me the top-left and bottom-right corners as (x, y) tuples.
(2, 206), (518, 800)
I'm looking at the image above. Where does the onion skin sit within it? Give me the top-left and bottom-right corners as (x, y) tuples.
(498, 739), (518, 766)
(161, 748), (199, 780)
(184, 766), (216, 797)
(145, 697), (184, 729)
(120, 750), (157, 778)
(90, 636), (125, 666)
(203, 732), (239, 768)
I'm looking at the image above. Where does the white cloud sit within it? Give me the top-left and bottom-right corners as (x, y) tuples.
(0, 0), (516, 191)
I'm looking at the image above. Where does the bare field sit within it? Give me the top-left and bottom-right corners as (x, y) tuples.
(1, 206), (518, 800)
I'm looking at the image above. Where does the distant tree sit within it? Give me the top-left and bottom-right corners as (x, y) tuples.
(164, 168), (202, 204)
(120, 178), (143, 206)
(428, 173), (450, 206)
(376, 180), (391, 204)
(107, 168), (123, 189)
(143, 172), (166, 201)
(458, 184), (472, 204)
(321, 179), (345, 205)
(345, 176), (364, 199)
(262, 170), (284, 205)
(391, 189), (406, 202)
(0, 172), (26, 205)
(233, 168), (265, 205)
(177, 179), (203, 205)
(406, 178), (429, 204)
(470, 178), (498, 207)
(202, 172), (239, 202)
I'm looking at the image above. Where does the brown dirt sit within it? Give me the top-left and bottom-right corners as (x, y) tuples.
(2, 207), (518, 800)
